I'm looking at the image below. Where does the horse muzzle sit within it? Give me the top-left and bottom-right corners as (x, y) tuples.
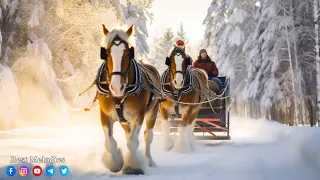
(173, 79), (184, 89)
(109, 82), (126, 97)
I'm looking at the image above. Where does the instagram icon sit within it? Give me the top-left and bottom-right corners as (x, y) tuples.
(19, 166), (29, 177)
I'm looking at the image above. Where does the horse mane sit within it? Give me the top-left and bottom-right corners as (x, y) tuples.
(101, 27), (133, 48)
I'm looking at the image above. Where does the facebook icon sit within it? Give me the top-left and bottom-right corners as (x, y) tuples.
(6, 166), (16, 176)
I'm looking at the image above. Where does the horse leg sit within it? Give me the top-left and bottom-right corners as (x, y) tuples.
(172, 109), (192, 153)
(144, 103), (159, 167)
(160, 107), (174, 151)
(122, 115), (146, 175)
(100, 110), (123, 173)
(187, 111), (198, 150)
(120, 122), (131, 139)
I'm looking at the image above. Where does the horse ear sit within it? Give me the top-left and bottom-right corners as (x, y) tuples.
(102, 24), (108, 36)
(126, 24), (134, 36)
(165, 57), (171, 66)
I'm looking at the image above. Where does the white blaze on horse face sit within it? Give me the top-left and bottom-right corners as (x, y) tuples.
(109, 42), (126, 97)
(173, 55), (184, 89)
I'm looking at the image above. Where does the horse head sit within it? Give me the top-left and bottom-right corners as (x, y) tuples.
(165, 44), (191, 89)
(100, 24), (135, 97)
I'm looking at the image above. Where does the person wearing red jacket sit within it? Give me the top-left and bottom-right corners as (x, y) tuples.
(193, 49), (222, 90)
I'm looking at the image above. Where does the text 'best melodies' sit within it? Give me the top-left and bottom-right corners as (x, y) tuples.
(10, 156), (65, 164)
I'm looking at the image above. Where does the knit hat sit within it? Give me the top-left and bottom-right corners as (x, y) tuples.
(199, 49), (207, 54)
(176, 40), (185, 46)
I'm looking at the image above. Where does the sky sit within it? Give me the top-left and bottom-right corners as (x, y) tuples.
(146, 0), (212, 46)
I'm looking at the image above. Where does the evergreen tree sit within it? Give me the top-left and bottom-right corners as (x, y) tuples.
(118, 0), (154, 59)
(148, 28), (175, 74)
(162, 28), (175, 43)
(175, 23), (189, 43)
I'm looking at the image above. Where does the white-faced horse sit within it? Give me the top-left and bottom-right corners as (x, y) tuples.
(97, 24), (161, 175)
(160, 44), (209, 153)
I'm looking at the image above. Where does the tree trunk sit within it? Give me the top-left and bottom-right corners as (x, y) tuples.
(288, 104), (294, 126)
(290, 1), (306, 125)
(314, 0), (320, 126)
(284, 17), (299, 126)
(289, 1), (306, 125)
(250, 99), (255, 119)
(244, 102), (248, 119)
(307, 97), (314, 126)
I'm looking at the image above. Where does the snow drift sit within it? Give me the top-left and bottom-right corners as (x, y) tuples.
(0, 64), (20, 130)
(231, 117), (320, 170)
(0, 117), (319, 180)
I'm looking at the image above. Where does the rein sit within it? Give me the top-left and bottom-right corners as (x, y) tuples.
(71, 75), (231, 112)
(72, 51), (231, 112)
(159, 79), (230, 105)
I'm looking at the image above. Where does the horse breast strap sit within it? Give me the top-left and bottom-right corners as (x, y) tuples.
(161, 67), (195, 117)
(160, 67), (194, 95)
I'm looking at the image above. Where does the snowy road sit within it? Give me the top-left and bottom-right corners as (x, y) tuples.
(0, 117), (319, 180)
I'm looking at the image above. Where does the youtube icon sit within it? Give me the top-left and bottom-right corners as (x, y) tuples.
(32, 166), (42, 176)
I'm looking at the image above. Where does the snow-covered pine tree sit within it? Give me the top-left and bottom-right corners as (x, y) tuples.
(203, 0), (257, 117)
(0, 0), (20, 129)
(118, 0), (154, 60)
(203, 0), (228, 48)
(287, 0), (307, 125)
(150, 28), (175, 73)
(290, 0), (317, 126)
(175, 23), (189, 43)
(161, 27), (175, 54)
(7, 0), (71, 125)
(0, 0), (19, 65)
(147, 35), (167, 74)
(244, 0), (300, 123)
(55, 0), (123, 106)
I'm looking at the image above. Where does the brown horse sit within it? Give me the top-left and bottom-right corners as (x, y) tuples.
(160, 44), (209, 153)
(97, 24), (161, 175)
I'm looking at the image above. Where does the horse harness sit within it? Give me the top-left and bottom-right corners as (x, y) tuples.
(97, 39), (156, 124)
(162, 49), (202, 116)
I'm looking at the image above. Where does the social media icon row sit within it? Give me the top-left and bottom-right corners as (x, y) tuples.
(6, 165), (69, 177)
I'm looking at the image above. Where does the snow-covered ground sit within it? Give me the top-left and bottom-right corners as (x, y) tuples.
(0, 117), (320, 180)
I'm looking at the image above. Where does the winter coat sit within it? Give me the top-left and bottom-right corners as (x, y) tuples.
(192, 56), (219, 77)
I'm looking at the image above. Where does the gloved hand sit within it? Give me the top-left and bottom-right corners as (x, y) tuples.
(208, 72), (215, 77)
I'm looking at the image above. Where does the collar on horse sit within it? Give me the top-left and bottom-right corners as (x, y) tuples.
(161, 67), (195, 116)
(161, 67), (194, 95)
(97, 45), (156, 124)
(97, 43), (144, 124)
(96, 58), (144, 96)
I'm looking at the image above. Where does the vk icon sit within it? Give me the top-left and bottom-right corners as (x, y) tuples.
(59, 165), (69, 176)
(6, 166), (16, 176)
(45, 166), (55, 176)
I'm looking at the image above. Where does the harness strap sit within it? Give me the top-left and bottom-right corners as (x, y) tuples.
(112, 64), (159, 123)
(146, 86), (154, 112)
(171, 90), (181, 117)
(112, 94), (128, 123)
(138, 64), (163, 112)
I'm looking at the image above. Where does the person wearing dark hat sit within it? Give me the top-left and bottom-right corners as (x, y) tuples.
(193, 49), (222, 92)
